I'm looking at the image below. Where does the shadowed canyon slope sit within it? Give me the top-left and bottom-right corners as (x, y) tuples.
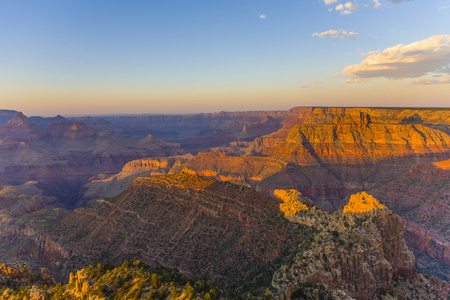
(369, 159), (450, 280)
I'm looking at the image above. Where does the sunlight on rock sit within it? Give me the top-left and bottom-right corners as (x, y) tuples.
(275, 189), (309, 216)
(433, 159), (450, 170)
(343, 191), (385, 214)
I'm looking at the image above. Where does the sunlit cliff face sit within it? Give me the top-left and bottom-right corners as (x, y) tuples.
(343, 191), (386, 214)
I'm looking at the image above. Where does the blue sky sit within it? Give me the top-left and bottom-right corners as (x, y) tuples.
(0, 0), (449, 116)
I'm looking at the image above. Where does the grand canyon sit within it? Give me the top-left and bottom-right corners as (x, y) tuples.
(0, 107), (449, 299)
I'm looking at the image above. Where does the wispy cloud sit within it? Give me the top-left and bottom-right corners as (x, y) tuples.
(439, 5), (450, 10)
(259, 14), (267, 19)
(300, 82), (321, 88)
(322, 0), (415, 14)
(385, 0), (413, 3)
(313, 29), (358, 40)
(345, 78), (369, 84)
(412, 77), (450, 85)
(342, 35), (450, 81)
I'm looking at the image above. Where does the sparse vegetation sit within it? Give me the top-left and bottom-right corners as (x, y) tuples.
(0, 261), (220, 300)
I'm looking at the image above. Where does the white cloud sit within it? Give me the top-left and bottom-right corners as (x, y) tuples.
(313, 29), (359, 40)
(439, 5), (450, 10)
(411, 77), (450, 85)
(322, 0), (414, 14)
(336, 1), (357, 14)
(259, 14), (267, 19)
(342, 35), (450, 80)
(344, 2), (356, 10)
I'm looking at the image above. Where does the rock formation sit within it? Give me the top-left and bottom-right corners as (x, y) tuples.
(266, 112), (450, 165)
(343, 191), (385, 213)
(275, 189), (314, 216)
(272, 192), (415, 300)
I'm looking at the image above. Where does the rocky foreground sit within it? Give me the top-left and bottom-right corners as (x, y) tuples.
(1, 171), (449, 299)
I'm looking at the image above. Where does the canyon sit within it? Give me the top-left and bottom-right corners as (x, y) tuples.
(0, 106), (449, 298)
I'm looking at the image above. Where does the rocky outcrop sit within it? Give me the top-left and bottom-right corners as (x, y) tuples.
(275, 189), (314, 216)
(272, 192), (415, 300)
(343, 192), (385, 213)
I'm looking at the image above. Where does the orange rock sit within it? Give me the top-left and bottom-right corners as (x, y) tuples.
(343, 191), (385, 214)
(275, 189), (310, 216)
(268, 114), (450, 165)
(433, 159), (450, 170)
(196, 169), (217, 177)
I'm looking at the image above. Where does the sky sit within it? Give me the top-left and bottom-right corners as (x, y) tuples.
(0, 0), (449, 116)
